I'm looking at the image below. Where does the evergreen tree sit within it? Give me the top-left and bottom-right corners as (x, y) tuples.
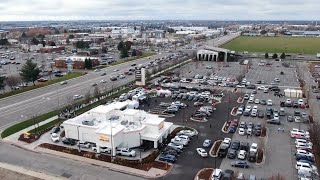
(265, 53), (269, 59)
(280, 53), (286, 59)
(19, 60), (40, 85)
(272, 53), (278, 59)
(131, 49), (137, 56)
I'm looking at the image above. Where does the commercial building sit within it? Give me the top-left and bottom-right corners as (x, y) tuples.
(54, 56), (99, 69)
(197, 46), (230, 62)
(62, 101), (173, 156)
(39, 46), (65, 53)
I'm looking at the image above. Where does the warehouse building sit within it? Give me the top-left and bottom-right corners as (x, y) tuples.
(62, 101), (173, 156)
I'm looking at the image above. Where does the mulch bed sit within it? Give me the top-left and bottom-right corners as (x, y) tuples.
(198, 169), (213, 179)
(257, 148), (264, 163)
(18, 134), (40, 143)
(223, 122), (230, 132)
(210, 141), (222, 156)
(39, 143), (170, 171)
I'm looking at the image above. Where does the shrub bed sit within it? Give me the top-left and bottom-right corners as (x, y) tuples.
(39, 143), (170, 171)
(18, 134), (40, 143)
(257, 148), (264, 163)
(261, 127), (267, 137)
(210, 140), (222, 156)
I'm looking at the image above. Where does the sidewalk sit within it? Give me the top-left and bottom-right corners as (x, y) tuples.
(0, 162), (66, 180)
(36, 147), (170, 179)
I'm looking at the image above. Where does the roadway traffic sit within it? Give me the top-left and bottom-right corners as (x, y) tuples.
(0, 33), (239, 129)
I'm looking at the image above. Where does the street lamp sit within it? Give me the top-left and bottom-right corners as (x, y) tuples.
(77, 126), (81, 152)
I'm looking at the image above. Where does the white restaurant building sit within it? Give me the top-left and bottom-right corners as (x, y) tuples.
(62, 101), (173, 156)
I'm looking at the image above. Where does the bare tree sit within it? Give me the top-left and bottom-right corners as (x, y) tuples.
(5, 75), (22, 90)
(93, 86), (101, 98)
(84, 90), (91, 104)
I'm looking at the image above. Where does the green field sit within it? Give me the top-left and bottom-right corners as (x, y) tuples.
(221, 36), (320, 54)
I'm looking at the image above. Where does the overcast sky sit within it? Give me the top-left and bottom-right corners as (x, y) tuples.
(0, 0), (319, 21)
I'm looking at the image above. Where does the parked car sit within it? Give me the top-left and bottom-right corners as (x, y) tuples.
(287, 115), (294, 122)
(223, 169), (234, 180)
(231, 160), (249, 168)
(196, 148), (208, 157)
(50, 126), (60, 134)
(248, 151), (257, 162)
(231, 140), (240, 150)
(168, 143), (184, 150)
(237, 150), (247, 160)
(78, 142), (91, 148)
(159, 154), (177, 163)
(267, 119), (281, 125)
(203, 139), (212, 147)
(116, 148), (136, 157)
(92, 146), (111, 153)
(227, 149), (237, 159)
(50, 133), (60, 142)
(62, 138), (76, 145)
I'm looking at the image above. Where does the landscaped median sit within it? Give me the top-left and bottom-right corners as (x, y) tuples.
(209, 140), (222, 157)
(0, 72), (83, 99)
(194, 168), (213, 180)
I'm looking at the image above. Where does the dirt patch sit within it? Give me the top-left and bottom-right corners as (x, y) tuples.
(198, 168), (213, 180)
(237, 97), (243, 103)
(210, 141), (222, 156)
(39, 143), (170, 171)
(257, 148), (264, 163)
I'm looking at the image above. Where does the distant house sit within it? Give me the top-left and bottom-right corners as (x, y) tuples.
(285, 30), (320, 37)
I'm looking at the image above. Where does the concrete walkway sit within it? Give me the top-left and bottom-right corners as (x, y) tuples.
(0, 161), (67, 180)
(2, 116), (58, 148)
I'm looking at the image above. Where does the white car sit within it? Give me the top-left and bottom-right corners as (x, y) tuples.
(196, 148), (208, 157)
(211, 169), (223, 180)
(177, 130), (195, 137)
(51, 133), (60, 142)
(60, 80), (67, 85)
(73, 94), (84, 100)
(245, 106), (252, 112)
(113, 69), (119, 72)
(238, 128), (245, 135)
(238, 150), (247, 160)
(286, 99), (292, 104)
(298, 99), (304, 105)
(236, 84), (245, 88)
(254, 99), (260, 104)
(222, 138), (232, 147)
(296, 142), (312, 150)
(267, 99), (273, 106)
(257, 86), (265, 90)
(171, 137), (188, 146)
(294, 116), (301, 122)
(295, 139), (313, 146)
(168, 143), (183, 150)
(273, 114), (279, 120)
(250, 143), (258, 153)
(116, 148), (136, 157)
(100, 79), (106, 83)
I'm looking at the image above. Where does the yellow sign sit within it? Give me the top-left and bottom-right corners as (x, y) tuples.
(99, 135), (109, 142)
(159, 122), (164, 130)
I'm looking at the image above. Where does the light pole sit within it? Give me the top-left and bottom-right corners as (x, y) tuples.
(139, 133), (142, 159)
(77, 126), (81, 152)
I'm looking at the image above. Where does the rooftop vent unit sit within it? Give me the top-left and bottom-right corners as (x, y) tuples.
(82, 119), (94, 126)
(109, 115), (119, 121)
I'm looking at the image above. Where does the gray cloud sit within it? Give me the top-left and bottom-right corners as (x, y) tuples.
(0, 0), (319, 21)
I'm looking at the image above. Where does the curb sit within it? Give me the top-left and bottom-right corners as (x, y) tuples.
(221, 122), (228, 134)
(230, 107), (238, 116)
(237, 97), (244, 103)
(209, 140), (222, 157)
(194, 168), (214, 180)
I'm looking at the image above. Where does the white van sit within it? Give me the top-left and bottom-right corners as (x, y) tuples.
(291, 129), (310, 139)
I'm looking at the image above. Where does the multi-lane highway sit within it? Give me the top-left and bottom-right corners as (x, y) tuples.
(0, 33), (239, 129)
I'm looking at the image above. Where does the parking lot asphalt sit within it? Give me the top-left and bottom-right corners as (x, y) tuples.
(219, 61), (310, 179)
(141, 91), (240, 180)
(246, 60), (300, 88)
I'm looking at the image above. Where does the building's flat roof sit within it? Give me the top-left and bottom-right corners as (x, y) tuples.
(204, 46), (230, 52)
(141, 122), (173, 141)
